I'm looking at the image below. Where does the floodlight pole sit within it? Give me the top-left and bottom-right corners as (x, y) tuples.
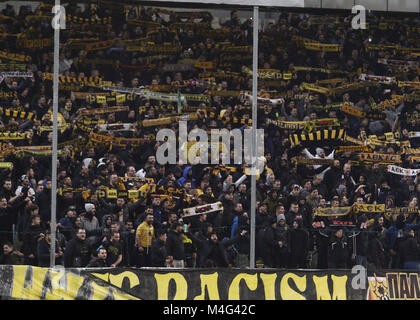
(250, 5), (258, 269)
(50, 0), (61, 267)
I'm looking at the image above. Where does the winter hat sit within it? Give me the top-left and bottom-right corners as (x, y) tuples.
(277, 213), (286, 223)
(97, 163), (107, 171)
(85, 203), (95, 213)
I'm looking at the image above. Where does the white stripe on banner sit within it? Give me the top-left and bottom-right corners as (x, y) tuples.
(388, 165), (420, 176)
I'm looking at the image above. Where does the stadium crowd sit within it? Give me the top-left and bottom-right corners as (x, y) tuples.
(0, 2), (419, 271)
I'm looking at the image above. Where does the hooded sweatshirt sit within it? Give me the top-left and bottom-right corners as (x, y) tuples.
(177, 166), (196, 188)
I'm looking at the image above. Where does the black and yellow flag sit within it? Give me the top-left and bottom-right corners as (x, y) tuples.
(289, 129), (346, 147)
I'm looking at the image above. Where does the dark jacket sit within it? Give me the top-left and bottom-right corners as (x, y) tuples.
(64, 236), (92, 267)
(37, 238), (61, 267)
(233, 223), (250, 255)
(350, 228), (369, 257)
(329, 236), (349, 266)
(285, 211), (298, 227)
(86, 257), (109, 268)
(151, 238), (167, 267)
(324, 166), (342, 197)
(166, 230), (185, 261)
(0, 198), (24, 236)
(35, 188), (52, 222)
(22, 224), (43, 259)
(367, 233), (387, 269)
(275, 224), (290, 254)
(261, 226), (279, 266)
(401, 236), (420, 263)
(205, 240), (230, 267)
(0, 251), (20, 265)
(289, 222), (309, 258)
(190, 233), (242, 267)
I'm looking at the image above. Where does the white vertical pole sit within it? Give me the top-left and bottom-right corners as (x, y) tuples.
(250, 5), (258, 269)
(50, 0), (60, 268)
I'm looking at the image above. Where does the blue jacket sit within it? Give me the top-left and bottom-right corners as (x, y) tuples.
(177, 166), (196, 188)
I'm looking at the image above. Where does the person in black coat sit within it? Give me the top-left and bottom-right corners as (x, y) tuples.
(313, 220), (330, 269)
(63, 228), (93, 267)
(348, 215), (369, 268)
(22, 215), (44, 265)
(121, 220), (136, 266)
(190, 229), (246, 268)
(220, 193), (235, 239)
(323, 160), (342, 198)
(0, 195), (26, 246)
(166, 223), (185, 268)
(17, 204), (39, 242)
(232, 215), (250, 268)
(289, 218), (309, 268)
(367, 228), (387, 270)
(37, 229), (63, 267)
(400, 228), (420, 270)
(255, 203), (271, 231)
(202, 233), (233, 267)
(328, 228), (349, 269)
(261, 216), (281, 268)
(275, 215), (290, 268)
(35, 179), (52, 223)
(151, 229), (169, 267)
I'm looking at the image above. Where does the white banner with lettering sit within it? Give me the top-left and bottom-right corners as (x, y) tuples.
(388, 165), (420, 176)
(183, 201), (224, 217)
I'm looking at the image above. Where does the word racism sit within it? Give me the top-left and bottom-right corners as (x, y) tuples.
(0, 265), (367, 300)
(156, 120), (265, 172)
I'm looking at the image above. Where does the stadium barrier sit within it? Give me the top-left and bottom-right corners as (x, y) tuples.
(0, 265), (369, 300)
